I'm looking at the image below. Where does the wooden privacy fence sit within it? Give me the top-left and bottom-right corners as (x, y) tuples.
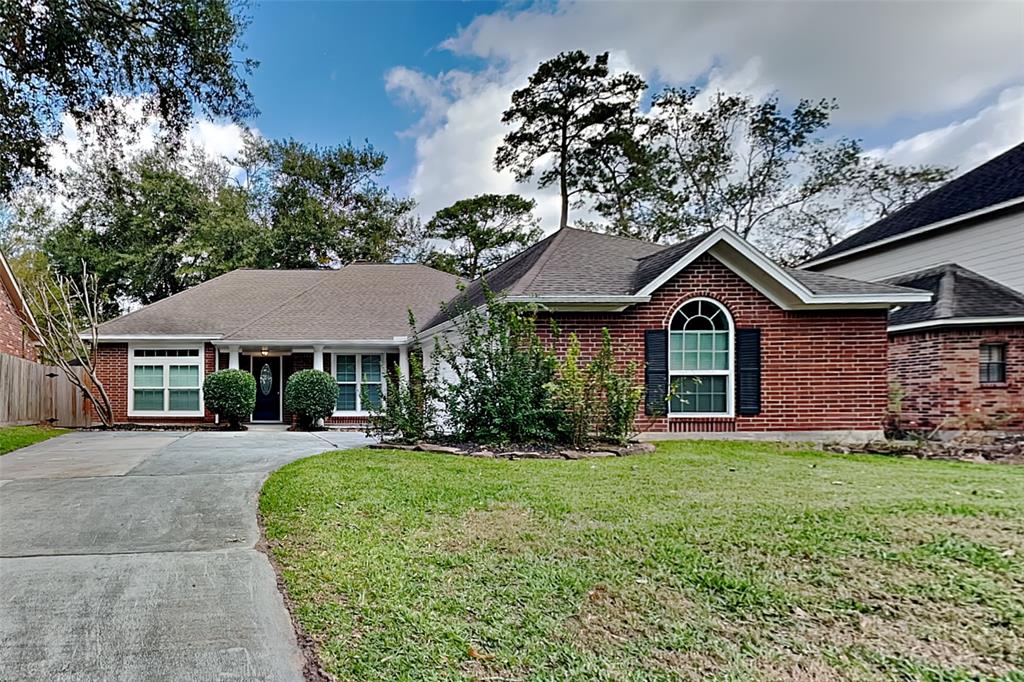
(0, 352), (91, 427)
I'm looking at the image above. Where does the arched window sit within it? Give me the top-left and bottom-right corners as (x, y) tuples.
(668, 298), (732, 415)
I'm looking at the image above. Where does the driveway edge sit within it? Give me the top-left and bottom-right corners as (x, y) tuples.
(255, 465), (334, 682)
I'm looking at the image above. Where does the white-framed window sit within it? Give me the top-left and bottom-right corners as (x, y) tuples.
(668, 298), (733, 416)
(332, 353), (385, 413)
(128, 345), (205, 416)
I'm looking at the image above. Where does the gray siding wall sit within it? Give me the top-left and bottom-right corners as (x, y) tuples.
(816, 210), (1024, 293)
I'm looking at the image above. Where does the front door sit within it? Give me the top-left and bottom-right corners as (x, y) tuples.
(251, 356), (281, 422)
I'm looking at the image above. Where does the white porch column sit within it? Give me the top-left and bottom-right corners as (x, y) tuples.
(313, 345), (324, 372)
(398, 345), (410, 386)
(228, 345), (240, 370)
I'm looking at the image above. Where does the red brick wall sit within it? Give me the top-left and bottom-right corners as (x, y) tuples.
(889, 326), (1024, 430)
(0, 279), (36, 361)
(538, 254), (890, 433)
(94, 343), (216, 423)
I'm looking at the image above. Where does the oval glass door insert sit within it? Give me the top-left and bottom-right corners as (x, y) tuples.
(260, 364), (273, 395)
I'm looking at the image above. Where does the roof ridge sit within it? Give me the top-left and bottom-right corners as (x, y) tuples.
(636, 230), (711, 263)
(564, 225), (669, 250)
(220, 270), (337, 339)
(935, 266), (956, 319)
(515, 228), (570, 295)
(951, 263), (1024, 305)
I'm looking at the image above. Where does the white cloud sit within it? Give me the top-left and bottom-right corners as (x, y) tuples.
(46, 97), (255, 177)
(443, 1), (1023, 122)
(391, 1), (1023, 232)
(873, 86), (1024, 174)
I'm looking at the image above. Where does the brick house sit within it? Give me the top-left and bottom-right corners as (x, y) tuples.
(0, 249), (38, 361)
(90, 227), (926, 440)
(803, 142), (1024, 432)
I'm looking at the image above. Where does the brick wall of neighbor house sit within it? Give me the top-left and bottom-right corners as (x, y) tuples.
(536, 254), (890, 434)
(0, 279), (36, 361)
(93, 342), (217, 423)
(889, 326), (1024, 430)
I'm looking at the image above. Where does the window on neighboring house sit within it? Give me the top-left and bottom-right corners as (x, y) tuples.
(668, 298), (732, 415)
(980, 343), (1007, 384)
(333, 353), (385, 412)
(129, 346), (203, 415)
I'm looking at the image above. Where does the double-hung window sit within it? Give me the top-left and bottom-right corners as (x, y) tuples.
(980, 343), (1007, 384)
(668, 299), (732, 415)
(129, 347), (204, 416)
(333, 353), (385, 412)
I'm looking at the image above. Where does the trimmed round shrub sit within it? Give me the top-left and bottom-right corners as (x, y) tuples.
(203, 369), (257, 430)
(285, 369), (338, 430)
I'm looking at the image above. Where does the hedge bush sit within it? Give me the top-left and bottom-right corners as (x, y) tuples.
(203, 369), (257, 430)
(285, 370), (338, 430)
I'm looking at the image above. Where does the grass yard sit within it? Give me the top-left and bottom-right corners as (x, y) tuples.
(260, 442), (1024, 681)
(0, 425), (68, 455)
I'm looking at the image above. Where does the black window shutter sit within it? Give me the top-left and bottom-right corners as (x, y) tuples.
(644, 329), (668, 416)
(736, 328), (762, 416)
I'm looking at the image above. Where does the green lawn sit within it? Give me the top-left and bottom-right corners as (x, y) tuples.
(0, 425), (68, 455)
(260, 442), (1024, 681)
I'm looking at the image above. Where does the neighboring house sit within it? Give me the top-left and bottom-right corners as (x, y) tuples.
(0, 249), (38, 361)
(90, 228), (926, 440)
(803, 142), (1024, 430)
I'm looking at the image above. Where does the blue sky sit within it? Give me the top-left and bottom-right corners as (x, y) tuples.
(225, 1), (1022, 228)
(243, 1), (497, 187)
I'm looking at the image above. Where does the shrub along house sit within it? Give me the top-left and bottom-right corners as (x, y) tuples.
(89, 228), (927, 440)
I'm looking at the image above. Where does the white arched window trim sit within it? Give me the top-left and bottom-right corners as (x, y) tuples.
(667, 297), (734, 417)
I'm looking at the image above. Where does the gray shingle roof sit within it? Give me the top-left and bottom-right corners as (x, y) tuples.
(96, 265), (459, 340)
(884, 264), (1024, 328)
(786, 268), (926, 297)
(423, 227), (923, 329)
(812, 141), (1024, 262)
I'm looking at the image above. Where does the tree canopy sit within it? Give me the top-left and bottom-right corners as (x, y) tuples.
(495, 51), (646, 230)
(424, 194), (541, 280)
(0, 0), (256, 198)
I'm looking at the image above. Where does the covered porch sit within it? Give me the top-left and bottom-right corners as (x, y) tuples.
(212, 342), (410, 425)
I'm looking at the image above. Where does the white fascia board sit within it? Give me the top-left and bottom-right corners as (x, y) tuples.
(504, 295), (651, 304)
(637, 228), (930, 307)
(0, 251), (39, 333)
(802, 196), (1024, 269)
(636, 229), (818, 301)
(212, 338), (407, 347)
(84, 334), (221, 342)
(888, 316), (1024, 333)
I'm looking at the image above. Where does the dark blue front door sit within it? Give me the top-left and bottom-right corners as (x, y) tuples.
(252, 356), (281, 421)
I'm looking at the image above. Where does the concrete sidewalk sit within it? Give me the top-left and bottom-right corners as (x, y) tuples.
(0, 429), (368, 681)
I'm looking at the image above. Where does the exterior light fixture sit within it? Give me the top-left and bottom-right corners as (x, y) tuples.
(261, 346), (269, 357)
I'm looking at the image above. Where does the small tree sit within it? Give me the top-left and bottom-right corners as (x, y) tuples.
(203, 369), (256, 430)
(284, 370), (338, 430)
(19, 261), (114, 427)
(366, 313), (438, 443)
(435, 287), (559, 445)
(546, 333), (599, 448)
(592, 329), (643, 445)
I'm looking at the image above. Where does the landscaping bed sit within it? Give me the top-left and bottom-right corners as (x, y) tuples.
(830, 432), (1024, 464)
(260, 440), (1024, 681)
(368, 440), (656, 460)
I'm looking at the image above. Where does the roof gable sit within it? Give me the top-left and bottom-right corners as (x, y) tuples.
(807, 142), (1024, 266)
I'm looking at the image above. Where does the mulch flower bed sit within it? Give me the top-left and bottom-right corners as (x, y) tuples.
(828, 432), (1024, 465)
(369, 440), (656, 460)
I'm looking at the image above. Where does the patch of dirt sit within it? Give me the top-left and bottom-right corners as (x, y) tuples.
(439, 503), (543, 553)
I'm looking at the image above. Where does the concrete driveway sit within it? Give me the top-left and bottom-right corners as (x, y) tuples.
(0, 429), (369, 681)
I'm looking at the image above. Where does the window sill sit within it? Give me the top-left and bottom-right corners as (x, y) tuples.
(979, 382), (1008, 388)
(128, 411), (205, 418)
(668, 414), (734, 419)
(332, 410), (371, 418)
